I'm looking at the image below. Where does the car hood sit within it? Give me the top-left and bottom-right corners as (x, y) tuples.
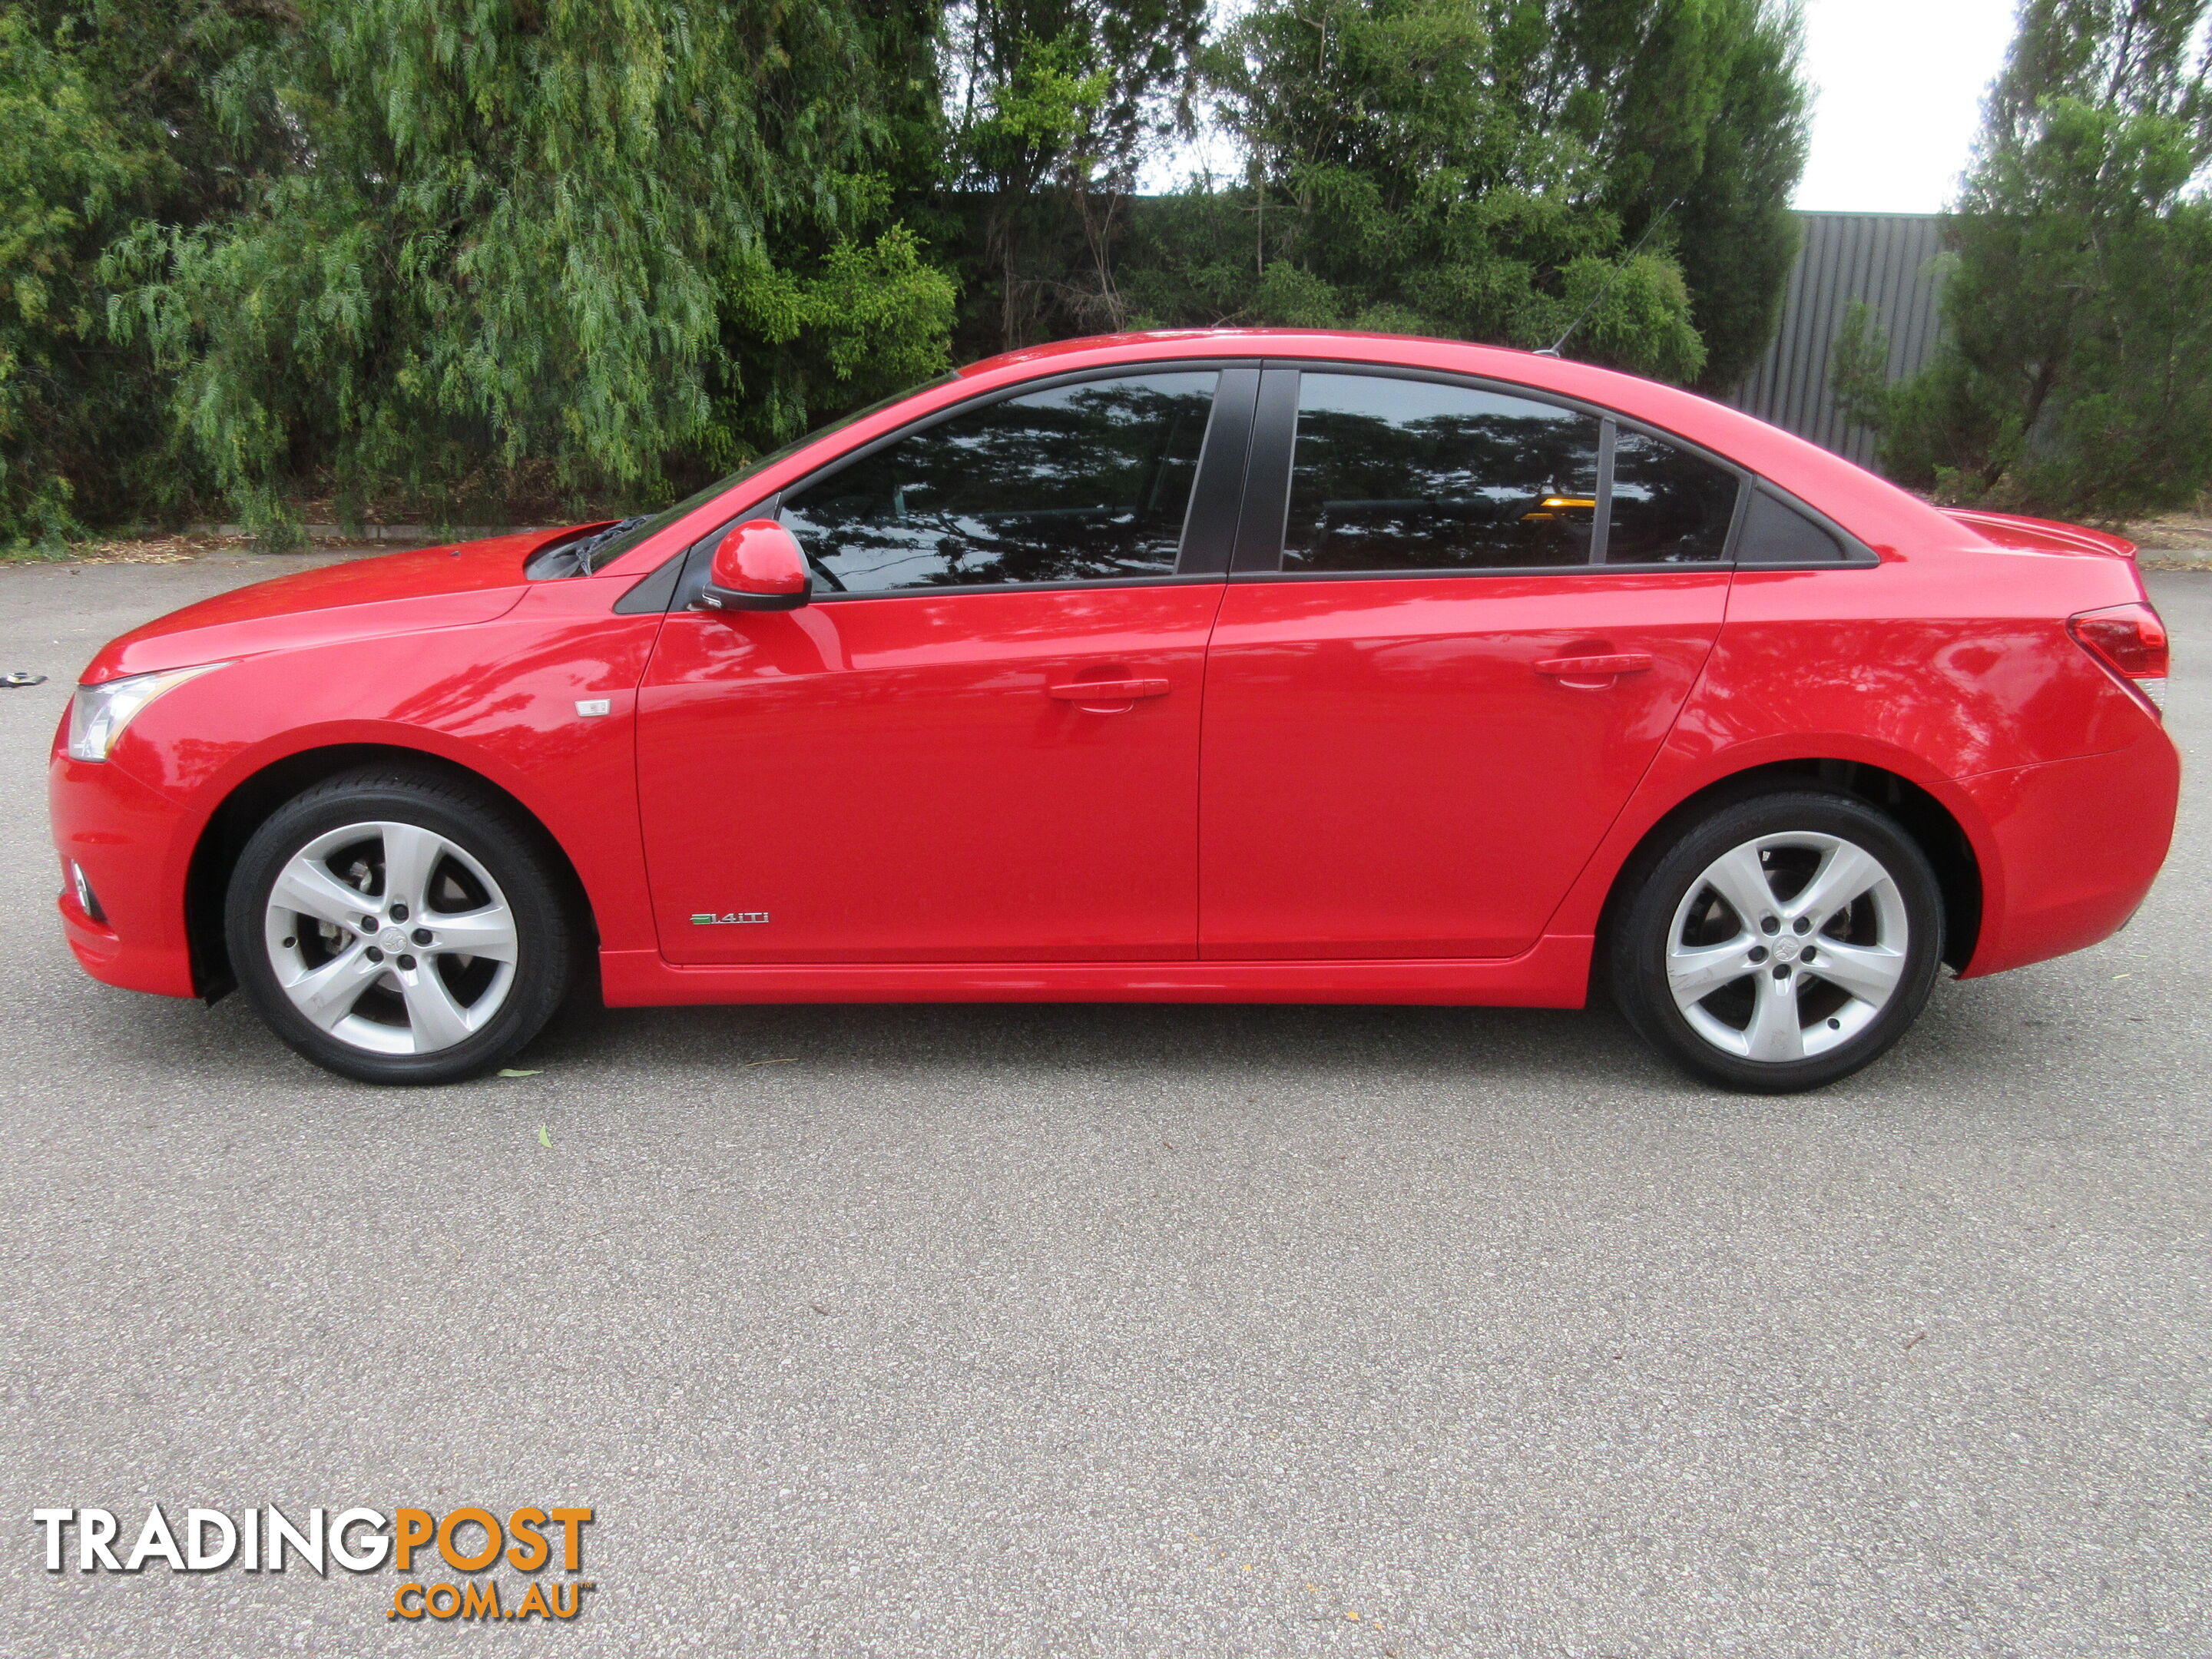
(80, 528), (584, 684)
(1942, 508), (2137, 559)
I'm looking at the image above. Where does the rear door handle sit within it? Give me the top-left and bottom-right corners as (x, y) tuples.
(1048, 678), (1171, 700)
(1535, 653), (1652, 678)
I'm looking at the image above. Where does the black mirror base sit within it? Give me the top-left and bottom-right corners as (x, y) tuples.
(695, 583), (810, 613)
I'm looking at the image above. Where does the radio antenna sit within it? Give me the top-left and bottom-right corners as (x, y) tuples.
(1536, 204), (1675, 359)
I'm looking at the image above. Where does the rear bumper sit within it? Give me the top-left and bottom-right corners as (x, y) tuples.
(1958, 731), (2180, 978)
(49, 751), (197, 998)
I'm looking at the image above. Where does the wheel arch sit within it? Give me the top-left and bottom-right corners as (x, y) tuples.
(1593, 758), (1983, 987)
(183, 743), (600, 1001)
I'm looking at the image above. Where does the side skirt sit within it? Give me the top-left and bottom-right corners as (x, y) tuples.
(598, 935), (1594, 1008)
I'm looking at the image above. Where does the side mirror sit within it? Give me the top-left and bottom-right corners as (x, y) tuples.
(699, 519), (810, 613)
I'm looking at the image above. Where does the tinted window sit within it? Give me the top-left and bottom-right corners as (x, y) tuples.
(778, 371), (1217, 591)
(1735, 488), (1853, 563)
(1283, 375), (1601, 571)
(1606, 430), (1740, 563)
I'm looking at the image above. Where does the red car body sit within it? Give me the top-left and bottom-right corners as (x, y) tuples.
(51, 330), (2180, 1023)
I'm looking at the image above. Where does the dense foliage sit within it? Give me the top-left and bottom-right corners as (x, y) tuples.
(2, 0), (1811, 545)
(1112, 0), (1806, 389)
(1834, 0), (2212, 520)
(108, 0), (959, 540)
(939, 0), (1207, 346)
(1, 0), (293, 543)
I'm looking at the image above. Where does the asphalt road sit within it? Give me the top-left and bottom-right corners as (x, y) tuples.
(2, 553), (2207, 1657)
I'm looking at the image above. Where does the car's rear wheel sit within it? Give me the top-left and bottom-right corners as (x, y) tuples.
(225, 768), (573, 1084)
(1608, 790), (1944, 1092)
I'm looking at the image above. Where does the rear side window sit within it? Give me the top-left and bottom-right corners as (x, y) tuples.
(1606, 429), (1740, 563)
(779, 370), (1217, 591)
(1282, 375), (1602, 571)
(1735, 488), (1853, 563)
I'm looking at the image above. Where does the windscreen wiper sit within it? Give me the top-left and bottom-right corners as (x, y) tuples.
(575, 515), (650, 575)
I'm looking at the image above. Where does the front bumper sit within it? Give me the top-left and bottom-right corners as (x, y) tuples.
(49, 749), (198, 998)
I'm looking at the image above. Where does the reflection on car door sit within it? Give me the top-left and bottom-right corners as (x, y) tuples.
(1198, 368), (1740, 960)
(637, 367), (1251, 964)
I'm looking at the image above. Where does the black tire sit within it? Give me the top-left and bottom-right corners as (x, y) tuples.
(1606, 790), (1945, 1093)
(224, 767), (575, 1084)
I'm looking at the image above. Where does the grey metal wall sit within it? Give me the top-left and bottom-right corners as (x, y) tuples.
(1729, 211), (1947, 466)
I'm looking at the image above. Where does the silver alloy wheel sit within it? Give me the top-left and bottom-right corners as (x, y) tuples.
(1664, 830), (1909, 1063)
(261, 820), (518, 1056)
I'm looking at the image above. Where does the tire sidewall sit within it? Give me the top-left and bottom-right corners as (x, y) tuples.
(224, 775), (570, 1084)
(1611, 791), (1945, 1093)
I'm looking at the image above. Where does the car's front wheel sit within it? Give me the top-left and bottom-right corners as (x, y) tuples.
(225, 767), (575, 1084)
(1608, 790), (1945, 1092)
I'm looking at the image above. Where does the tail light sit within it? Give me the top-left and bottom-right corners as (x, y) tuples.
(2068, 601), (2168, 717)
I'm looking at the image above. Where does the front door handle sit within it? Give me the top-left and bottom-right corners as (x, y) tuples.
(1535, 652), (1652, 679)
(1048, 678), (1171, 700)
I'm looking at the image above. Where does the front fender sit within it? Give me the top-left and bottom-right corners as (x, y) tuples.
(88, 583), (667, 978)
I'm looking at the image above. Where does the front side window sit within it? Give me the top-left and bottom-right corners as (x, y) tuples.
(778, 371), (1219, 592)
(1607, 429), (1741, 563)
(1282, 375), (1603, 572)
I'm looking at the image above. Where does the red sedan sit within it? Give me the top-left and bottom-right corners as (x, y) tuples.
(49, 330), (2179, 1091)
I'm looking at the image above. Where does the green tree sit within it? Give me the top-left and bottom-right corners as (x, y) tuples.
(0, 12), (151, 544)
(1504, 0), (1810, 390)
(0, 0), (293, 545)
(1124, 0), (1807, 386)
(940, 0), (1207, 350)
(111, 0), (959, 539)
(1836, 0), (2212, 519)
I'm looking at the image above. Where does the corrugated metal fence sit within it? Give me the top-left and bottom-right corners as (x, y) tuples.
(1729, 211), (1947, 465)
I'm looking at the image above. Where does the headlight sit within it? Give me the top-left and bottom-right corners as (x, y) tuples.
(65, 664), (228, 763)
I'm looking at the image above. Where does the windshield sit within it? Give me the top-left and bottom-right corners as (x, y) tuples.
(581, 376), (958, 569)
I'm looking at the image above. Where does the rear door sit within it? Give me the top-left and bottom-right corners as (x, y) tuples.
(637, 365), (1256, 964)
(1198, 366), (1741, 960)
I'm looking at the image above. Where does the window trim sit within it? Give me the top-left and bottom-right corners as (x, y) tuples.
(1230, 366), (1300, 573)
(1591, 416), (1618, 559)
(1234, 359), (1878, 580)
(1176, 365), (1260, 577)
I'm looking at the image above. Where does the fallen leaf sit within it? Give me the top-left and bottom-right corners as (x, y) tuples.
(498, 1068), (542, 1078)
(538, 1124), (553, 1149)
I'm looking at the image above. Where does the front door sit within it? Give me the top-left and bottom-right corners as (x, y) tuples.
(637, 367), (1242, 964)
(1198, 368), (1740, 960)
